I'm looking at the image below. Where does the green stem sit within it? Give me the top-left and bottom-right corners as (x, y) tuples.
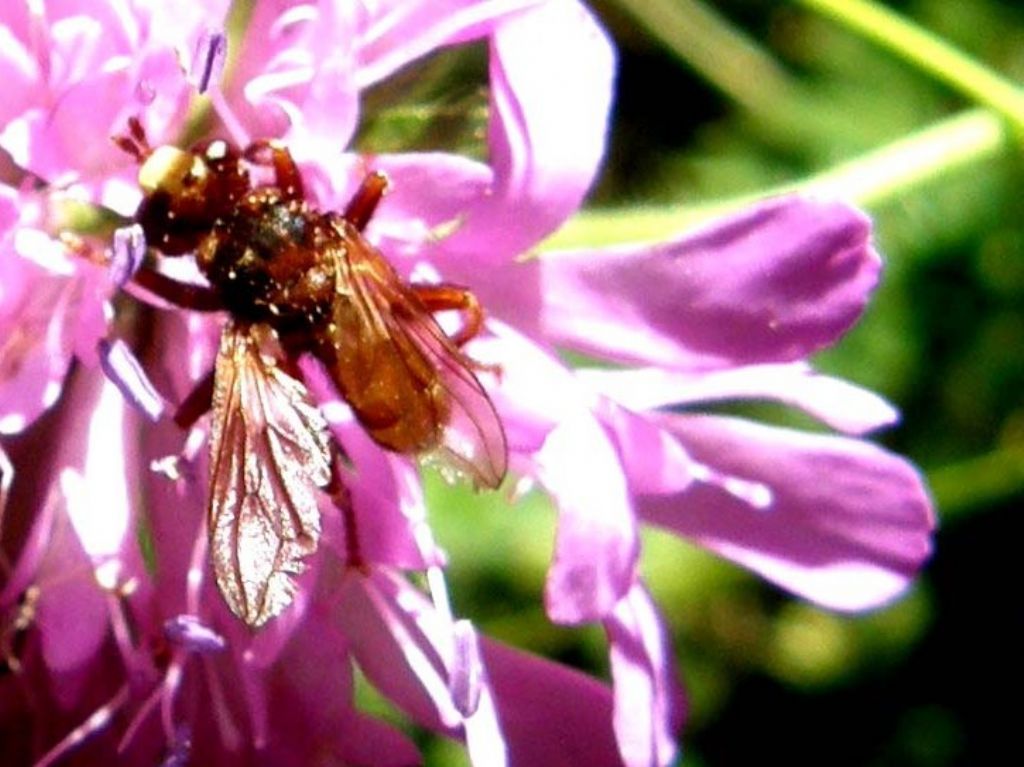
(796, 0), (1024, 135)
(791, 108), (1008, 208)
(928, 445), (1024, 521)
(614, 0), (809, 139)
(545, 108), (1011, 249)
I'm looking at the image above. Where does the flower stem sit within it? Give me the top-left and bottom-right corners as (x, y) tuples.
(928, 445), (1024, 521)
(613, 0), (803, 122)
(550, 0), (1023, 249)
(794, 108), (1007, 208)
(795, 0), (1024, 135)
(546, 108), (1011, 249)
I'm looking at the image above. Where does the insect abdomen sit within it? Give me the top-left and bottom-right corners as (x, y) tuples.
(318, 303), (448, 453)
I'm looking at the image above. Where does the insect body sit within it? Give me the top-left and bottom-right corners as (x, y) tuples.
(117, 121), (507, 626)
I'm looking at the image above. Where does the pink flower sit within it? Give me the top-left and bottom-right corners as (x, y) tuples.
(0, 0), (231, 435)
(0, 0), (230, 212)
(0, 183), (108, 435)
(0, 2), (935, 766)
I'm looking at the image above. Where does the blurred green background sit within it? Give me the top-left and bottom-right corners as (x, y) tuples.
(358, 1), (1024, 764)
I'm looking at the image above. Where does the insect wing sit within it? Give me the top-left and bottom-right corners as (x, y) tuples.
(396, 297), (508, 488)
(207, 324), (333, 627)
(336, 229), (507, 489)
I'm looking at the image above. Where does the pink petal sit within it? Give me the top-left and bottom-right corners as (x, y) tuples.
(353, 0), (542, 88)
(0, 478), (56, 608)
(580, 362), (899, 436)
(136, 317), (223, 616)
(1, 428), (114, 708)
(28, 370), (152, 696)
(338, 569), (511, 765)
(60, 378), (137, 563)
(47, 10), (131, 84)
(33, 518), (109, 695)
(230, 0), (360, 150)
(0, 184), (17, 230)
(329, 713), (423, 767)
(0, 1), (204, 198)
(256, 601), (423, 767)
(538, 411), (639, 624)
(642, 414), (936, 611)
(482, 638), (623, 766)
(311, 152), (493, 261)
(467, 320), (588, 455)
(15, 68), (132, 180)
(471, 320), (692, 503)
(0, 246), (78, 435)
(604, 582), (684, 767)
(529, 197), (882, 370)
(333, 416), (431, 568)
(435, 0), (615, 268)
(338, 568), (515, 763)
(232, 0), (547, 174)
(0, 25), (37, 123)
(595, 398), (698, 495)
(335, 568), (469, 731)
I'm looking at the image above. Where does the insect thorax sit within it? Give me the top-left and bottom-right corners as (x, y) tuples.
(197, 190), (338, 328)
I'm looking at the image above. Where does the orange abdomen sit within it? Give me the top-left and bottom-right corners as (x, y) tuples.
(317, 300), (449, 453)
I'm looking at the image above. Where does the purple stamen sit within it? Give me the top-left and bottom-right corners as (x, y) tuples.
(191, 28), (227, 94)
(164, 615), (226, 654)
(450, 619), (483, 717)
(97, 338), (166, 422)
(159, 725), (192, 767)
(110, 224), (146, 287)
(34, 686), (131, 767)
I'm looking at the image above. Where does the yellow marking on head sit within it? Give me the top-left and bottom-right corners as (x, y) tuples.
(138, 146), (208, 194)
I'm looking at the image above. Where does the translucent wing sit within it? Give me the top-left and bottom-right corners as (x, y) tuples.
(321, 220), (507, 489)
(207, 323), (332, 627)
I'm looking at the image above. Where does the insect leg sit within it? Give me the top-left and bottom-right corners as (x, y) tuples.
(243, 140), (305, 200)
(325, 450), (367, 570)
(343, 171), (389, 232)
(133, 266), (223, 312)
(1, 586), (39, 675)
(62, 224), (221, 312)
(173, 369), (216, 429)
(412, 283), (485, 347)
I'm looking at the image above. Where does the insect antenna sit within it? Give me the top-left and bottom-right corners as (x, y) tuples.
(111, 116), (152, 163)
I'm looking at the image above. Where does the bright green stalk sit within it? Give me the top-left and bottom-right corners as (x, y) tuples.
(545, 108), (1010, 249)
(796, 0), (1024, 135)
(613, 0), (802, 120)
